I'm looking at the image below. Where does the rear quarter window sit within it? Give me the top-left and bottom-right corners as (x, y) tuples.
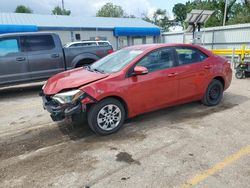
(176, 47), (208, 65)
(98, 42), (110, 46)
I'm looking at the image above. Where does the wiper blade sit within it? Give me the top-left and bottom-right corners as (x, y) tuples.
(85, 65), (104, 73)
(93, 68), (105, 74)
(85, 65), (94, 72)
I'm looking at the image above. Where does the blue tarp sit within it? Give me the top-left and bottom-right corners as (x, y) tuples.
(114, 27), (160, 37)
(0, 25), (38, 34)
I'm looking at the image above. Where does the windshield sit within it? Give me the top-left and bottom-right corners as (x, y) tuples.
(90, 49), (144, 73)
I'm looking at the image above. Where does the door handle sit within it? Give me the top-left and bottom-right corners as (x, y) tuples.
(51, 54), (60, 58)
(16, 57), (26, 61)
(168, 73), (178, 77)
(204, 65), (212, 69)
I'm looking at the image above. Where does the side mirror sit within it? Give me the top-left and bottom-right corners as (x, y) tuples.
(133, 66), (148, 76)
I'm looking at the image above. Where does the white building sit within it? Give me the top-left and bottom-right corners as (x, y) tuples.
(0, 13), (161, 50)
(162, 23), (250, 50)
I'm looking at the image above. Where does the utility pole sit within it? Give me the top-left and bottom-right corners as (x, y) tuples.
(62, 0), (65, 10)
(223, 0), (228, 26)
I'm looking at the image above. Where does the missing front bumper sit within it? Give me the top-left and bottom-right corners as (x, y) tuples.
(42, 95), (84, 121)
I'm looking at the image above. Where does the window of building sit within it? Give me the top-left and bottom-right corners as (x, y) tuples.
(75, 34), (81, 41)
(133, 37), (143, 45)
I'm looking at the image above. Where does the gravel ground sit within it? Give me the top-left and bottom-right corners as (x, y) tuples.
(0, 77), (249, 188)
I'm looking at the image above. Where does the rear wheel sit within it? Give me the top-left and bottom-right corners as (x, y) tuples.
(202, 79), (223, 106)
(87, 98), (125, 135)
(235, 70), (244, 79)
(75, 59), (96, 68)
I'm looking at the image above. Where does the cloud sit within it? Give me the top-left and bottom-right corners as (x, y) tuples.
(0, 0), (156, 17)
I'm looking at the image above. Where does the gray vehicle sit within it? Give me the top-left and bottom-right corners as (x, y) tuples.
(0, 32), (113, 87)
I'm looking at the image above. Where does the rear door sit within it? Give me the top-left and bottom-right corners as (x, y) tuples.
(0, 36), (29, 85)
(174, 47), (210, 101)
(22, 34), (64, 79)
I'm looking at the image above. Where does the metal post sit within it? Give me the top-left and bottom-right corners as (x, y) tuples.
(223, 0), (228, 26)
(62, 0), (65, 10)
(211, 30), (215, 49)
(232, 47), (235, 69)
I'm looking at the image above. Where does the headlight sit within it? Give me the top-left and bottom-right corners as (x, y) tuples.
(52, 89), (84, 104)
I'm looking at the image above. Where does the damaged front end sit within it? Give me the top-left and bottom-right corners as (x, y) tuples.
(40, 89), (88, 121)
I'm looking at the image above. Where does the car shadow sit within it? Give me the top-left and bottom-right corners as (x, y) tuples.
(1, 91), (248, 160)
(57, 91), (249, 142)
(0, 83), (43, 99)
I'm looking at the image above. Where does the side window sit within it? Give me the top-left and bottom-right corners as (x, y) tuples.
(0, 38), (20, 56)
(25, 35), (55, 52)
(176, 47), (208, 65)
(71, 43), (82, 47)
(98, 42), (109, 46)
(137, 48), (174, 72)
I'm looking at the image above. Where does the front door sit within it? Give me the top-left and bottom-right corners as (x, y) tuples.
(0, 37), (29, 85)
(127, 48), (179, 115)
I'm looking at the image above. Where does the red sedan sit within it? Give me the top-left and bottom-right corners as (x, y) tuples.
(41, 44), (232, 135)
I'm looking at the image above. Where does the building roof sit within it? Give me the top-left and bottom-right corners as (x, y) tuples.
(0, 12), (158, 29)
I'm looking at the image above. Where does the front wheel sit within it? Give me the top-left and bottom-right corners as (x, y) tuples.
(87, 98), (126, 135)
(202, 79), (223, 106)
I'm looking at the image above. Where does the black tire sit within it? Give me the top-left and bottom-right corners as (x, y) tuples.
(202, 79), (223, 106)
(235, 70), (244, 79)
(87, 98), (126, 135)
(75, 59), (95, 68)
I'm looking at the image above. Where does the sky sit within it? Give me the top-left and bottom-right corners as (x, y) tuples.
(0, 0), (188, 18)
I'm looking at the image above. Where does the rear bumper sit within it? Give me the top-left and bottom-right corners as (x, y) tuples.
(41, 94), (84, 121)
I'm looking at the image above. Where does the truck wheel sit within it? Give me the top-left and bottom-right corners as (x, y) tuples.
(76, 59), (95, 68)
(235, 70), (244, 79)
(202, 79), (223, 106)
(87, 98), (125, 135)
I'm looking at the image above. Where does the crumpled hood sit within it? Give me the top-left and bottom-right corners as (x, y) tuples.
(43, 68), (109, 95)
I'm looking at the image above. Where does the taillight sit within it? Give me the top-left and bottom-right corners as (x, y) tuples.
(108, 49), (113, 54)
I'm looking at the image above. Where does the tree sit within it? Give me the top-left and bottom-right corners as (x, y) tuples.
(244, 0), (250, 10)
(143, 9), (171, 31)
(172, 3), (187, 29)
(172, 0), (238, 28)
(96, 3), (124, 17)
(52, 6), (71, 15)
(15, 5), (32, 13)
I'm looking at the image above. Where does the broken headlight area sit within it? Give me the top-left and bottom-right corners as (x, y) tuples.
(42, 90), (87, 121)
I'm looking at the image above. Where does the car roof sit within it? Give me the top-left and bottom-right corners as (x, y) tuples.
(68, 40), (110, 44)
(123, 43), (213, 56)
(65, 40), (111, 46)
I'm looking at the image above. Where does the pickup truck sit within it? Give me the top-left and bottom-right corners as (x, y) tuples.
(0, 32), (113, 87)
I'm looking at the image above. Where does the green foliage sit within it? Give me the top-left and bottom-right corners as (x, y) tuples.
(52, 6), (71, 16)
(143, 9), (171, 31)
(172, 0), (250, 28)
(14, 5), (32, 13)
(96, 3), (124, 17)
(172, 3), (187, 24)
